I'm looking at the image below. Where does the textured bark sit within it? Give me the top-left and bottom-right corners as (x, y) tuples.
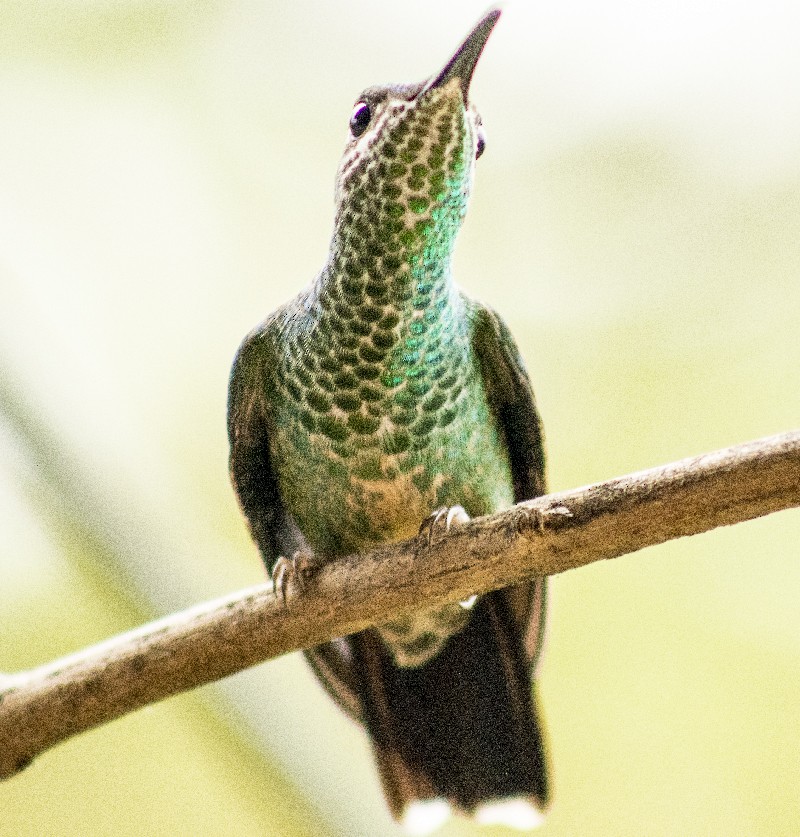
(1, 430), (798, 780)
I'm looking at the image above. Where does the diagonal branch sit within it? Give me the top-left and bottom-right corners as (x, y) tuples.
(1, 430), (798, 780)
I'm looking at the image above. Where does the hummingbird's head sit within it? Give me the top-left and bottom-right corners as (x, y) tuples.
(332, 10), (500, 265)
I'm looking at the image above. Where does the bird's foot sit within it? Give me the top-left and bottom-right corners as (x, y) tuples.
(515, 503), (573, 536)
(516, 506), (546, 535)
(417, 506), (477, 612)
(417, 505), (471, 546)
(271, 550), (316, 606)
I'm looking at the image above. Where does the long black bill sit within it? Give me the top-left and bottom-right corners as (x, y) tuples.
(428, 8), (501, 101)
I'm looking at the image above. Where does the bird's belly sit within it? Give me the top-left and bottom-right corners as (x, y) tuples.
(300, 460), (484, 667)
(273, 401), (516, 666)
(346, 468), (446, 542)
(275, 397), (516, 548)
(283, 438), (510, 553)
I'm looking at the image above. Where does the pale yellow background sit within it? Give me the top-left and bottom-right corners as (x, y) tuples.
(1, 2), (798, 836)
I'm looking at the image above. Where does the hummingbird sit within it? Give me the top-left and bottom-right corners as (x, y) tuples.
(228, 8), (549, 833)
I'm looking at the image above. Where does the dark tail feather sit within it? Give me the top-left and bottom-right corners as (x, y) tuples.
(350, 590), (549, 825)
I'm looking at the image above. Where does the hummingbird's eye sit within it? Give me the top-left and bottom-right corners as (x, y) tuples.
(476, 125), (487, 159)
(349, 102), (372, 137)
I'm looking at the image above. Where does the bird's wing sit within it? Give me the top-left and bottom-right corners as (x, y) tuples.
(228, 319), (296, 574)
(467, 297), (548, 669)
(227, 314), (365, 722)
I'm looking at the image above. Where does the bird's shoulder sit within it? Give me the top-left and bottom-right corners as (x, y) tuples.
(461, 292), (533, 400)
(227, 291), (310, 433)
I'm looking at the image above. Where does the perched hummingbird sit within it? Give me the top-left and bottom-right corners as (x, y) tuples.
(228, 8), (549, 833)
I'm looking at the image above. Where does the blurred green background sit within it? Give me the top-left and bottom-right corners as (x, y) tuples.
(1, 2), (798, 835)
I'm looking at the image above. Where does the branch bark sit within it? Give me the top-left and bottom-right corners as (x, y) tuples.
(1, 430), (798, 780)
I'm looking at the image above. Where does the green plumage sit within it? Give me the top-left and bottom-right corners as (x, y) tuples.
(228, 9), (550, 828)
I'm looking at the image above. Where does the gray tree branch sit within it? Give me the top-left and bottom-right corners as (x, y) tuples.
(1, 430), (798, 780)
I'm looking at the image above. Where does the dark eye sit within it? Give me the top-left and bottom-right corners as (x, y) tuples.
(349, 102), (372, 137)
(476, 125), (486, 159)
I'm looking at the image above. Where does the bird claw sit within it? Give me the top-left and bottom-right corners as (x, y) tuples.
(516, 506), (546, 535)
(418, 505), (471, 546)
(271, 551), (315, 606)
(516, 503), (573, 536)
(417, 506), (477, 611)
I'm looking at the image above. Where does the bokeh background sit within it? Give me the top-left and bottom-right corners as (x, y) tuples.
(1, 2), (798, 835)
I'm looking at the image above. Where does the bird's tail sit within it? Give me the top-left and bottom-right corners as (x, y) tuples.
(349, 590), (549, 834)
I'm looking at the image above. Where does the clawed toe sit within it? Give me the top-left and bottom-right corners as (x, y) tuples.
(272, 558), (288, 604)
(271, 551), (316, 605)
(418, 504), (471, 546)
(516, 503), (573, 536)
(516, 506), (546, 535)
(418, 506), (447, 544)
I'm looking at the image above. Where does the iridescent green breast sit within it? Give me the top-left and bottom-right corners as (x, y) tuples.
(265, 286), (515, 559)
